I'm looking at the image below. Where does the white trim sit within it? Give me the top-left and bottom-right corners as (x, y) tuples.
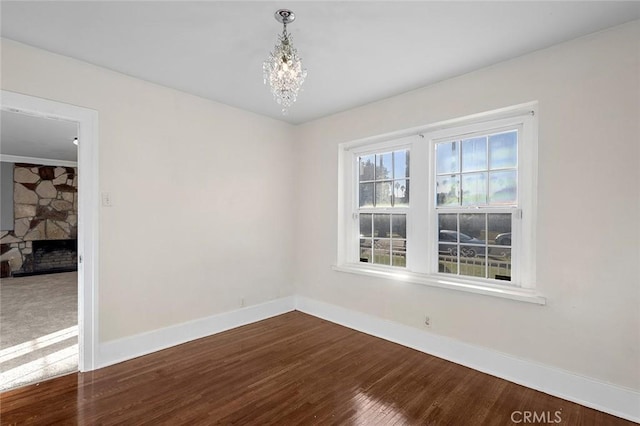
(424, 109), (538, 288)
(1, 90), (99, 372)
(295, 296), (639, 423)
(42, 290), (636, 421)
(0, 154), (77, 167)
(98, 297), (296, 369)
(339, 136), (419, 267)
(337, 103), (539, 299)
(332, 264), (546, 304)
(338, 101), (538, 151)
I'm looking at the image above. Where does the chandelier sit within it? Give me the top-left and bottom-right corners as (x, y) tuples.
(263, 9), (307, 115)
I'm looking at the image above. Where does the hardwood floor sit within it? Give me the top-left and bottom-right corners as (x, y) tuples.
(0, 311), (633, 425)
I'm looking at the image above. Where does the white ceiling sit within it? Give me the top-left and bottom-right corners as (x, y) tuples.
(0, 111), (78, 162)
(1, 2), (639, 125)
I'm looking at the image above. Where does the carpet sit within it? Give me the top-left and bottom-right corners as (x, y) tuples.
(0, 271), (78, 391)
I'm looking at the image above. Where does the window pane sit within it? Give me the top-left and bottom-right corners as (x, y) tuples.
(489, 252), (511, 280)
(438, 214), (458, 241)
(376, 152), (393, 180)
(375, 181), (392, 207)
(461, 136), (487, 172)
(359, 182), (374, 208)
(460, 213), (487, 240)
(359, 155), (375, 181)
(459, 256), (486, 278)
(488, 213), (511, 245)
(393, 179), (409, 206)
(392, 240), (406, 267)
(436, 175), (460, 206)
(489, 131), (517, 169)
(373, 239), (391, 265)
(490, 244), (512, 262)
(459, 213), (486, 261)
(438, 213), (458, 274)
(461, 172), (487, 206)
(359, 213), (372, 237)
(488, 214), (512, 260)
(394, 150), (410, 179)
(436, 141), (459, 174)
(373, 214), (390, 238)
(359, 239), (372, 263)
(489, 170), (517, 204)
(439, 243), (458, 257)
(391, 214), (406, 238)
(438, 255), (458, 274)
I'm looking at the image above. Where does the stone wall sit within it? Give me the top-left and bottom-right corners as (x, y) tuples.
(0, 163), (77, 274)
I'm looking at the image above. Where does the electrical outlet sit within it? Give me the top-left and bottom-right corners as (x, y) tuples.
(240, 298), (245, 307)
(424, 315), (431, 328)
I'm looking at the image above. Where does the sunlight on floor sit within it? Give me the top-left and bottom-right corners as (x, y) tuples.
(0, 326), (78, 391)
(0, 325), (77, 364)
(352, 390), (408, 424)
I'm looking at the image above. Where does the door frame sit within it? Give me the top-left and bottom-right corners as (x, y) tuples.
(1, 90), (99, 371)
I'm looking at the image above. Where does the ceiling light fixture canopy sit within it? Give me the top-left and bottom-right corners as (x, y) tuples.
(263, 9), (307, 115)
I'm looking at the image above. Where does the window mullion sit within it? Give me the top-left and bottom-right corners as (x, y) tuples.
(407, 140), (429, 274)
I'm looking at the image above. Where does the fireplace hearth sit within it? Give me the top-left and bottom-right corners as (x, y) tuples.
(13, 239), (77, 277)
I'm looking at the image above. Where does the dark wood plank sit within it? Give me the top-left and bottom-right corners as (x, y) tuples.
(0, 312), (634, 425)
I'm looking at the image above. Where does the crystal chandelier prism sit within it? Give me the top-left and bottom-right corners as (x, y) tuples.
(263, 9), (307, 115)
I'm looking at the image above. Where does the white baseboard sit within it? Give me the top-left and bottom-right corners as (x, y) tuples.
(97, 296), (295, 369)
(294, 296), (640, 423)
(94, 294), (638, 422)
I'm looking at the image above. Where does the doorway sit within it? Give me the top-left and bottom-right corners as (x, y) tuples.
(0, 91), (98, 388)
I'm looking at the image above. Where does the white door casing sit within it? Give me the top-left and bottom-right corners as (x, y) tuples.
(1, 90), (99, 371)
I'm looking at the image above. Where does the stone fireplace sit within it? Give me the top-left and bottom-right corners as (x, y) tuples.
(0, 163), (78, 276)
(25, 239), (78, 275)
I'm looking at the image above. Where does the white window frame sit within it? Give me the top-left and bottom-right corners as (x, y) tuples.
(356, 159), (410, 268)
(345, 139), (414, 267)
(335, 102), (544, 304)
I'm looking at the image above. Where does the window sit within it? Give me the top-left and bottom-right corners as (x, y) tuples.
(357, 149), (409, 267)
(435, 129), (518, 282)
(336, 103), (541, 303)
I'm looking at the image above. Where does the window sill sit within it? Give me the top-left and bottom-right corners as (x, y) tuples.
(332, 264), (546, 305)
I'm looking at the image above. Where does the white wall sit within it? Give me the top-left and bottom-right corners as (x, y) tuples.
(293, 21), (640, 391)
(2, 20), (638, 395)
(1, 38), (296, 342)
